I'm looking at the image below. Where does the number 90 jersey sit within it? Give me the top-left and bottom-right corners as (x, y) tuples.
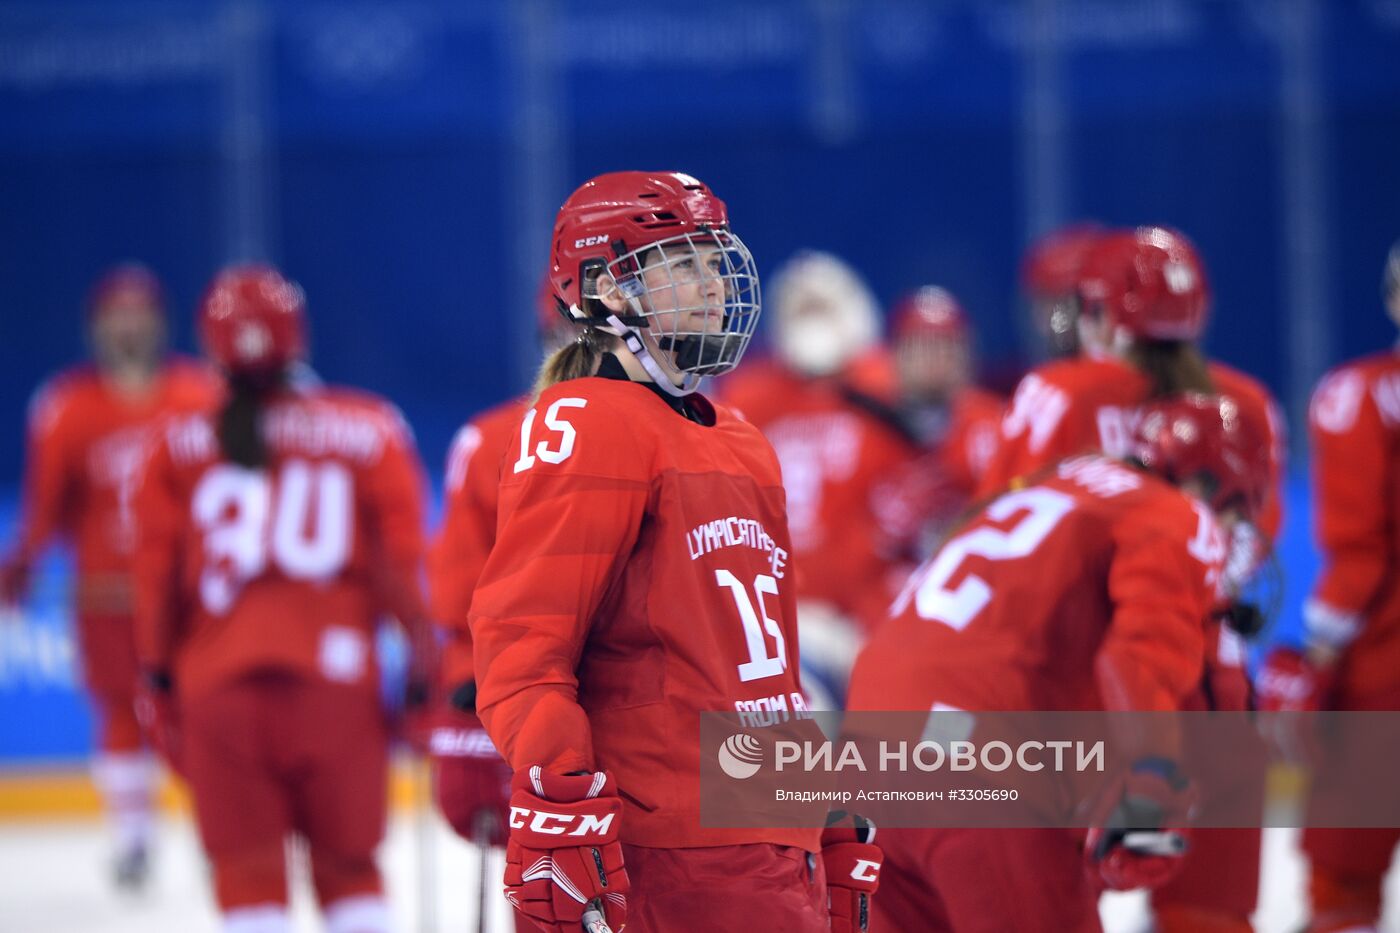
(470, 376), (816, 852)
(978, 355), (1285, 545)
(133, 387), (428, 704)
(849, 454), (1226, 716)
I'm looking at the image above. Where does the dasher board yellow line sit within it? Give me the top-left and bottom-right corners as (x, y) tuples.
(0, 755), (430, 820)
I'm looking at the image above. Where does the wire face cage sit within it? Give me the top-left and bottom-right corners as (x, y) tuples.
(602, 227), (762, 380)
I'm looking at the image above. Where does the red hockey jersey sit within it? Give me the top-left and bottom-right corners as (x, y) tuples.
(133, 386), (428, 703)
(979, 355), (1285, 542)
(937, 386), (1003, 500)
(11, 359), (219, 615)
(1307, 351), (1400, 700)
(430, 396), (529, 689)
(849, 454), (1226, 715)
(717, 360), (919, 621)
(469, 374), (818, 851)
(868, 386), (1004, 554)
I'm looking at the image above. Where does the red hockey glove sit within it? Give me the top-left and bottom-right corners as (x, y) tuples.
(1255, 646), (1336, 765)
(135, 670), (183, 777)
(393, 619), (440, 752)
(1085, 758), (1195, 891)
(504, 767), (629, 933)
(1255, 646), (1330, 713)
(822, 812), (881, 933)
(429, 704), (513, 847)
(0, 558), (32, 608)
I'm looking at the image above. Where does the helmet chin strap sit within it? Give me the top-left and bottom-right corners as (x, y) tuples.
(604, 312), (701, 397)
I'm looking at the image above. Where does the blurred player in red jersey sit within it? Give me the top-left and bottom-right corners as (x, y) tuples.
(848, 394), (1271, 933)
(867, 287), (1003, 563)
(985, 224), (1286, 642)
(1019, 222), (1105, 360)
(717, 252), (914, 703)
(984, 226), (1285, 549)
(427, 281), (577, 933)
(0, 264), (219, 890)
(133, 265), (430, 933)
(1254, 239), (1400, 933)
(982, 226), (1285, 932)
(463, 172), (879, 933)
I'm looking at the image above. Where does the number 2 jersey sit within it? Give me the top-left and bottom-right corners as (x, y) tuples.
(469, 369), (817, 851)
(848, 454), (1226, 715)
(133, 386), (428, 704)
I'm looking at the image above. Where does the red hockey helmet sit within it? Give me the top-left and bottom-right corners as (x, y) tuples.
(891, 286), (969, 343)
(1133, 393), (1270, 519)
(87, 263), (165, 322)
(1077, 226), (1210, 341)
(1020, 223), (1105, 299)
(548, 171), (760, 391)
(198, 264), (307, 374)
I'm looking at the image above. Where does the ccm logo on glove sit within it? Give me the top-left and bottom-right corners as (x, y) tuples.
(509, 807), (616, 837)
(849, 859), (881, 884)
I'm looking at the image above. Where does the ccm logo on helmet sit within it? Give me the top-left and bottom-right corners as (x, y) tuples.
(1162, 260), (1197, 295)
(573, 235), (610, 249)
(850, 859), (881, 883)
(509, 806), (616, 837)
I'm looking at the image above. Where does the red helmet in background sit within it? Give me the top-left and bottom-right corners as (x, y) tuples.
(1021, 223), (1105, 358)
(890, 286), (974, 403)
(1133, 393), (1270, 519)
(548, 170), (760, 391)
(1077, 226), (1210, 341)
(198, 264), (307, 375)
(1020, 223), (1105, 299)
(87, 262), (165, 322)
(890, 286), (969, 343)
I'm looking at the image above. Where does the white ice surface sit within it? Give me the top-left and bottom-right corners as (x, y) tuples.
(0, 817), (1397, 932)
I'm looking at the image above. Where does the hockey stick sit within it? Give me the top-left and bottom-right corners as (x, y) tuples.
(415, 755), (438, 933)
(471, 809), (499, 933)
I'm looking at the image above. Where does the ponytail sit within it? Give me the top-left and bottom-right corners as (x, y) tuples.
(217, 370), (284, 468)
(1125, 339), (1215, 399)
(533, 325), (612, 399)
